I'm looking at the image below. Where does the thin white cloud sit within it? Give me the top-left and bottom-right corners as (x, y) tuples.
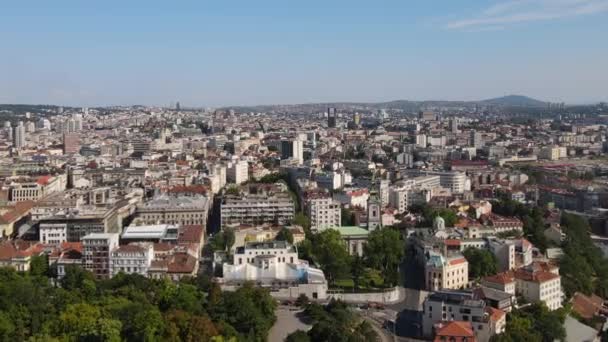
(447, 0), (608, 30)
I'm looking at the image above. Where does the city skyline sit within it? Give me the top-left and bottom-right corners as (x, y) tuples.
(2, 0), (608, 107)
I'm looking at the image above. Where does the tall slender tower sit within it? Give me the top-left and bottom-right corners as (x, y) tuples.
(13, 121), (26, 149)
(327, 107), (337, 128)
(367, 172), (382, 231)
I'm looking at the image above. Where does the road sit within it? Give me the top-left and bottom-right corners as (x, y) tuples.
(268, 306), (312, 342)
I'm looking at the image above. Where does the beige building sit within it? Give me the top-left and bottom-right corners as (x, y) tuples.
(135, 195), (210, 227)
(425, 250), (469, 291)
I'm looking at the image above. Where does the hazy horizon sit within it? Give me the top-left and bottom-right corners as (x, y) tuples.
(2, 0), (608, 107)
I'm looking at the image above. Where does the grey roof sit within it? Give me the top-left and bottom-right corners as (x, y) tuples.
(564, 315), (598, 342)
(475, 286), (513, 302)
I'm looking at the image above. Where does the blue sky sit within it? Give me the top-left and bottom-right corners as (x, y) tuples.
(1, 0), (607, 107)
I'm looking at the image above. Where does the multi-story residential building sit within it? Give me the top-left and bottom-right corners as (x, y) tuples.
(514, 264), (562, 311)
(333, 187), (369, 210)
(38, 204), (126, 242)
(221, 241), (328, 300)
(7, 174), (67, 203)
(422, 291), (506, 342)
(63, 133), (80, 154)
(110, 242), (154, 277)
(221, 191), (294, 227)
(82, 233), (119, 279)
(0, 201), (33, 237)
(482, 263), (562, 311)
(306, 195), (341, 231)
(12, 121), (26, 149)
(227, 160), (249, 185)
(539, 146), (561, 160)
(486, 215), (523, 233)
(281, 138), (304, 165)
(39, 223), (68, 245)
(425, 250), (469, 291)
(0, 240), (44, 272)
(134, 195), (210, 227)
(421, 171), (468, 194)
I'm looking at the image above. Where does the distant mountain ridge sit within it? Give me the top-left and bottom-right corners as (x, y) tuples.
(480, 95), (547, 107)
(223, 95), (548, 112)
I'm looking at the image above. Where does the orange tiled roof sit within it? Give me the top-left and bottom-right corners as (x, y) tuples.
(435, 321), (475, 339)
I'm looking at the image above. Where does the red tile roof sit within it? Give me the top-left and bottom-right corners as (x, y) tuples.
(483, 272), (515, 285)
(449, 258), (467, 266)
(486, 307), (506, 322)
(571, 292), (604, 320)
(434, 321), (476, 342)
(178, 225), (204, 244)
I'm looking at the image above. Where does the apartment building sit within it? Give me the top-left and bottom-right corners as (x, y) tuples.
(227, 160), (249, 185)
(422, 291), (506, 342)
(135, 195), (210, 227)
(82, 233), (119, 279)
(306, 195), (341, 231)
(110, 243), (154, 277)
(221, 193), (294, 227)
(482, 263), (562, 311)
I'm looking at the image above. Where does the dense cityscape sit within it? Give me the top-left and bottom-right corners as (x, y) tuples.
(3, 0), (608, 341)
(0, 99), (607, 341)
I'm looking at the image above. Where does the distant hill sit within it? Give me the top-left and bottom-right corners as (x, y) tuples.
(481, 95), (546, 107)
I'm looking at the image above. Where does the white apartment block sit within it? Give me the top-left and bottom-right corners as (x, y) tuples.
(39, 223), (68, 245)
(221, 194), (295, 227)
(514, 266), (562, 311)
(483, 263), (562, 311)
(110, 243), (154, 277)
(306, 196), (341, 231)
(227, 160), (249, 185)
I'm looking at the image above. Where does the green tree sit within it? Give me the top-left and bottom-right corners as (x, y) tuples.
(364, 228), (404, 286)
(463, 247), (498, 279)
(351, 255), (366, 290)
(0, 312), (15, 342)
(58, 303), (122, 342)
(341, 208), (355, 226)
(210, 229), (235, 254)
(285, 330), (311, 342)
(308, 229), (352, 283)
(275, 228), (294, 244)
(29, 255), (49, 277)
(293, 213), (311, 232)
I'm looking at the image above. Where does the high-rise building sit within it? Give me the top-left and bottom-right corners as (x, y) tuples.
(26, 121), (36, 133)
(63, 133), (81, 155)
(415, 134), (428, 148)
(4, 122), (11, 141)
(73, 114), (83, 131)
(175, 102), (181, 111)
(353, 113), (361, 125)
(227, 160), (249, 185)
(471, 130), (484, 149)
(82, 233), (119, 279)
(13, 121), (26, 149)
(281, 138), (304, 165)
(327, 107), (337, 128)
(449, 118), (459, 133)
